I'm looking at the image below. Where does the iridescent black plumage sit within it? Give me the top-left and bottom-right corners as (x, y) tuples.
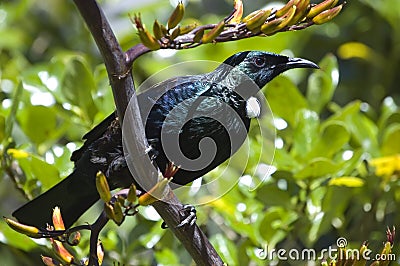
(13, 51), (318, 228)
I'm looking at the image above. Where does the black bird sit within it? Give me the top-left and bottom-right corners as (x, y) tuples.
(12, 51), (318, 228)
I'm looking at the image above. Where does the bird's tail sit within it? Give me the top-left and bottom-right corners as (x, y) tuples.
(12, 168), (99, 229)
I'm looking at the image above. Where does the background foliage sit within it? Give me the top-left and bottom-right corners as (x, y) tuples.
(0, 0), (399, 265)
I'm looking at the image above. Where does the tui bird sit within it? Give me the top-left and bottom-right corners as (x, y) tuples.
(12, 51), (318, 228)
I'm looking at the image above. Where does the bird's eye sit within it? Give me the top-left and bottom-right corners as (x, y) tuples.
(253, 57), (266, 68)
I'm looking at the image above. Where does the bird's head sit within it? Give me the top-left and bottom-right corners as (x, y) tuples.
(222, 51), (319, 92)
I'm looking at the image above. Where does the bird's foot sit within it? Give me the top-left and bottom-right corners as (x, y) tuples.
(160, 204), (197, 229)
(177, 204), (197, 228)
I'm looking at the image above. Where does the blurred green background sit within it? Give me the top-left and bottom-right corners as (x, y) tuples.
(0, 0), (399, 265)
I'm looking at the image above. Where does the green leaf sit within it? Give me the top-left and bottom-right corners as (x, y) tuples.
(328, 101), (379, 156)
(154, 248), (180, 265)
(61, 56), (98, 121)
(381, 123), (400, 156)
(273, 148), (301, 172)
(294, 158), (340, 179)
(7, 149), (60, 191)
(258, 207), (297, 246)
(264, 76), (307, 126)
(291, 109), (319, 159)
(378, 97), (400, 131)
(307, 121), (350, 159)
(18, 105), (57, 145)
(338, 149), (365, 176)
(328, 176), (365, 187)
(306, 54), (338, 113)
(30, 155), (60, 190)
(211, 234), (239, 265)
(255, 183), (291, 207)
(5, 81), (23, 143)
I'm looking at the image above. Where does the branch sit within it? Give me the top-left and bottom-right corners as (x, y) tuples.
(72, 0), (223, 265)
(126, 0), (345, 66)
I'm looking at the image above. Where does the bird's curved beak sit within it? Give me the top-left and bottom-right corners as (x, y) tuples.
(287, 57), (319, 69)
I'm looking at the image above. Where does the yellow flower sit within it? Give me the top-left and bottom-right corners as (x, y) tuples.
(370, 154), (400, 177)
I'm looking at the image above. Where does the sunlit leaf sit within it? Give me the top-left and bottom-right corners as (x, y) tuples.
(210, 234), (239, 265)
(264, 76), (307, 126)
(328, 101), (379, 156)
(154, 248), (180, 265)
(295, 158), (340, 179)
(381, 124), (400, 156)
(61, 56), (98, 121)
(258, 207), (297, 246)
(307, 121), (350, 159)
(18, 105), (57, 145)
(291, 109), (319, 160)
(306, 54), (338, 113)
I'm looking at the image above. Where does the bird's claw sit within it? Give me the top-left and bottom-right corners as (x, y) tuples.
(160, 204), (197, 229)
(176, 204), (197, 228)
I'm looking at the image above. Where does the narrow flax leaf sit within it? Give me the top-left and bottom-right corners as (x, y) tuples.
(307, 0), (338, 19)
(4, 217), (42, 238)
(4, 81), (23, 142)
(167, 1), (184, 29)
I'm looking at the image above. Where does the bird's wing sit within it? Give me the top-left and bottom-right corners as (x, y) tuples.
(70, 112), (117, 163)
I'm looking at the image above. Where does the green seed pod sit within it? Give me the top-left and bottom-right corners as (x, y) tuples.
(245, 9), (272, 31)
(307, 0), (339, 19)
(96, 171), (111, 203)
(4, 218), (42, 238)
(312, 5), (342, 25)
(202, 20), (225, 43)
(168, 1), (185, 29)
(153, 20), (164, 40)
(127, 183), (137, 203)
(261, 5), (296, 35)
